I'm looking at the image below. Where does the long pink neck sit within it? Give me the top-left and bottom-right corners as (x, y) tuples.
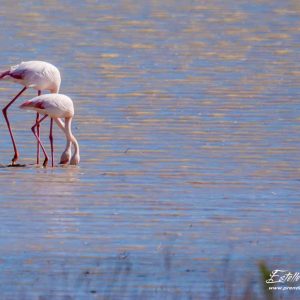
(55, 117), (80, 164)
(0, 70), (10, 79)
(65, 118), (80, 159)
(54, 118), (71, 162)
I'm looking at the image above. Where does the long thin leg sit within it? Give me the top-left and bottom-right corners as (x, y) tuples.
(31, 115), (48, 167)
(2, 87), (27, 165)
(49, 118), (54, 167)
(36, 90), (41, 164)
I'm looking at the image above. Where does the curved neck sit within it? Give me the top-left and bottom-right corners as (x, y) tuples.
(65, 117), (80, 160)
(54, 118), (71, 162)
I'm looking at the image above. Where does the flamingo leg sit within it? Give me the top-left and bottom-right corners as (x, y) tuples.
(36, 90), (41, 164)
(31, 115), (49, 167)
(49, 118), (54, 167)
(2, 87), (27, 165)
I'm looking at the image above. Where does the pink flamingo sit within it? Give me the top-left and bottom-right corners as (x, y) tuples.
(0, 61), (61, 165)
(20, 93), (80, 167)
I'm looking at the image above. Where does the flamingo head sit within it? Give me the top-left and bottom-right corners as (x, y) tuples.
(70, 153), (80, 165)
(59, 148), (71, 164)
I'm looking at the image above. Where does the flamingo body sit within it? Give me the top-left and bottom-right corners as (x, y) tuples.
(1, 61), (61, 93)
(0, 60), (61, 165)
(20, 94), (80, 166)
(20, 94), (74, 118)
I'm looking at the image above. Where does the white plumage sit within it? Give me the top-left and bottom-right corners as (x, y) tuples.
(0, 60), (62, 165)
(1, 60), (61, 92)
(20, 94), (80, 167)
(20, 94), (74, 118)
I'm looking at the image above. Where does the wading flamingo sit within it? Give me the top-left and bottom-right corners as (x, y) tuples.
(0, 61), (61, 165)
(20, 94), (80, 167)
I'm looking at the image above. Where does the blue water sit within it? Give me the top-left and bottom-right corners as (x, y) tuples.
(0, 0), (299, 299)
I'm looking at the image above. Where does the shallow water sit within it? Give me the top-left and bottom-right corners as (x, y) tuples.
(0, 0), (300, 299)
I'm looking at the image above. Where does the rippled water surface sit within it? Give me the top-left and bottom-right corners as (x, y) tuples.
(0, 0), (300, 299)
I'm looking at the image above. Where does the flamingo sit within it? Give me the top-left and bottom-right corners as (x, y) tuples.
(0, 60), (61, 165)
(20, 93), (80, 167)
